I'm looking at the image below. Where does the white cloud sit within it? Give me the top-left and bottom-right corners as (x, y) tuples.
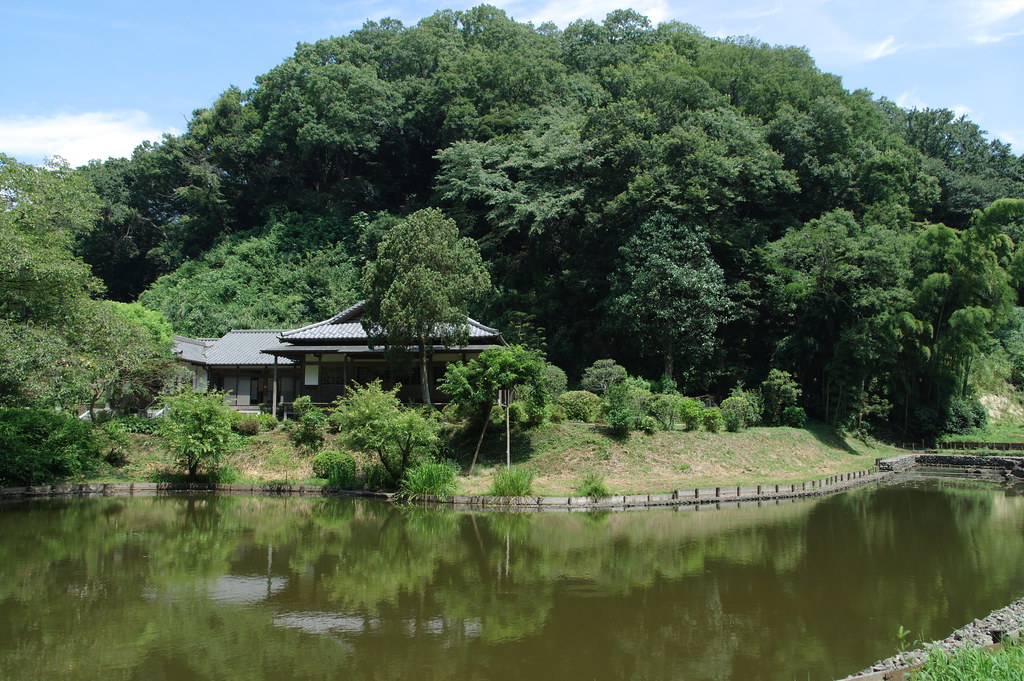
(972, 0), (1024, 22)
(861, 35), (903, 60)
(994, 129), (1021, 152)
(967, 0), (1024, 42)
(0, 110), (172, 167)
(895, 90), (928, 110)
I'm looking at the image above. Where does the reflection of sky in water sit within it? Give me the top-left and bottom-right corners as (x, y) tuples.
(274, 612), (481, 641)
(209, 575), (289, 604)
(141, 576), (289, 604)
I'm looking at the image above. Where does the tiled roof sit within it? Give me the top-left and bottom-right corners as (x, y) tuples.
(280, 300), (501, 342)
(172, 336), (214, 364)
(173, 331), (294, 366)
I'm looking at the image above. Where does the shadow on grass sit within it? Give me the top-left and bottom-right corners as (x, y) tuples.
(443, 422), (537, 472)
(804, 421), (861, 455)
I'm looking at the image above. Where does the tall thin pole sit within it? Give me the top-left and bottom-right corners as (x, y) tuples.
(272, 357), (279, 419)
(505, 390), (511, 469)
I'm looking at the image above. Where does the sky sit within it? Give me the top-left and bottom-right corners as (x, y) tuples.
(1, 0), (1021, 167)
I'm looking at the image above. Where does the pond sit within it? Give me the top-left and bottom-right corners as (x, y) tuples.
(2, 476), (1024, 681)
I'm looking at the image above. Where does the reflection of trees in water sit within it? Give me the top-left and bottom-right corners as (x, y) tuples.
(2, 486), (1024, 681)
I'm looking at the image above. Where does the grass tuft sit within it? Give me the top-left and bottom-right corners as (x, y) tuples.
(398, 459), (460, 501)
(489, 466), (534, 497)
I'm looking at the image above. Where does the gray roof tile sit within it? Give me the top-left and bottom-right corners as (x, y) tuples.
(280, 301), (501, 342)
(174, 331), (295, 366)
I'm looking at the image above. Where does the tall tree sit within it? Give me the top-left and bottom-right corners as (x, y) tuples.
(362, 208), (490, 404)
(608, 213), (730, 384)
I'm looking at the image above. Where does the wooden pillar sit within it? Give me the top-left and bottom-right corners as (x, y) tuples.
(272, 356), (279, 418)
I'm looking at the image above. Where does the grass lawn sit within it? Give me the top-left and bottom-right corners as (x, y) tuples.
(908, 639), (1024, 681)
(86, 420), (897, 497)
(449, 421), (897, 496)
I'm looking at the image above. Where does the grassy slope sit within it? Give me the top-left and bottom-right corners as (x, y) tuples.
(452, 422), (897, 496)
(91, 422), (897, 496)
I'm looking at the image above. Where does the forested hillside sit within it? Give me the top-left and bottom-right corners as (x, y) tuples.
(71, 5), (1024, 436)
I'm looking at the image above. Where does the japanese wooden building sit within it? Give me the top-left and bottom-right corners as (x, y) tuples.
(173, 301), (504, 412)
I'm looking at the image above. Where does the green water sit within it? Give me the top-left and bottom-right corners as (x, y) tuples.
(2, 477), (1023, 681)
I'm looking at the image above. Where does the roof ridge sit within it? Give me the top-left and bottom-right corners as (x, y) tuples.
(280, 300), (365, 338)
(173, 335), (215, 347)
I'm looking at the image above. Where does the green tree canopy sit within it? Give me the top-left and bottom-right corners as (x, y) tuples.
(362, 208), (490, 404)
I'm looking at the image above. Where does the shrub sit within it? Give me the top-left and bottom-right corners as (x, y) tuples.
(943, 397), (987, 434)
(544, 364), (568, 398)
(581, 359), (627, 394)
(637, 415), (659, 434)
(547, 403), (567, 423)
(286, 405), (329, 451)
(721, 395), (754, 432)
(98, 419), (132, 465)
(489, 466), (534, 497)
(760, 369), (801, 426)
(677, 397), (704, 431)
(574, 471), (611, 499)
(257, 413), (278, 431)
(160, 389), (235, 479)
(233, 417), (261, 436)
(332, 380), (440, 483)
(362, 463), (397, 490)
(506, 400), (546, 429)
(0, 408), (104, 486)
(649, 393), (683, 430)
(781, 406), (807, 427)
(311, 450), (358, 487)
(113, 414), (161, 434)
(292, 395), (315, 419)
(701, 407), (724, 433)
(398, 459), (460, 500)
(557, 390), (602, 422)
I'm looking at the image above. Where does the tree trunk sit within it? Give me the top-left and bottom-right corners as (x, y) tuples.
(419, 342), (432, 406)
(468, 403), (493, 475)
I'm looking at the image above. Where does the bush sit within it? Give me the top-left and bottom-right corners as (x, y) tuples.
(507, 400), (546, 429)
(557, 390), (602, 422)
(943, 397), (987, 434)
(581, 359), (627, 394)
(398, 459), (460, 500)
(489, 466), (534, 497)
(286, 405), (329, 451)
(233, 417), (261, 436)
(292, 395), (315, 419)
(547, 403), (567, 422)
(362, 463), (397, 490)
(333, 380), (441, 483)
(701, 407), (724, 433)
(98, 419), (132, 465)
(311, 449), (358, 487)
(721, 396), (754, 432)
(160, 389), (235, 479)
(760, 369), (801, 426)
(0, 408), (104, 486)
(257, 413), (278, 431)
(678, 398), (703, 431)
(544, 364), (568, 398)
(781, 406), (807, 427)
(574, 471), (611, 499)
(113, 414), (161, 434)
(649, 393), (682, 430)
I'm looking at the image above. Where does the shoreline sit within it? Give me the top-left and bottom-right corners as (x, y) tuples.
(0, 466), (886, 508)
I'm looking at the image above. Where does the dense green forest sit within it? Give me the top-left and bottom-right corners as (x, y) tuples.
(7, 6), (1024, 438)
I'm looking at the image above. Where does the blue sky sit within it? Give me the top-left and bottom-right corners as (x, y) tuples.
(1, 0), (1020, 166)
